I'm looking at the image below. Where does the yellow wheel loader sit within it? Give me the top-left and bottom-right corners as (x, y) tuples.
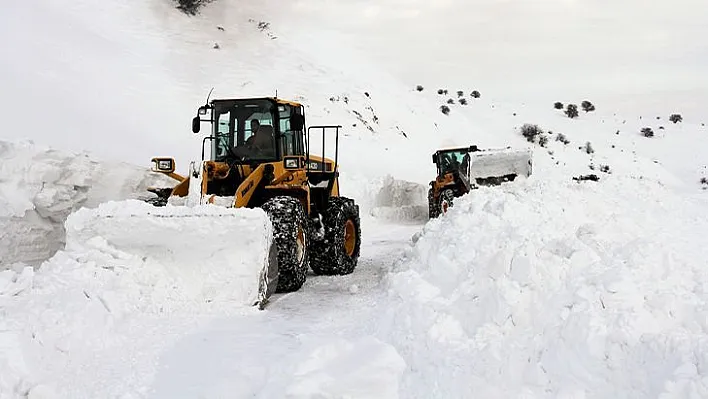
(140, 96), (362, 308)
(428, 145), (533, 218)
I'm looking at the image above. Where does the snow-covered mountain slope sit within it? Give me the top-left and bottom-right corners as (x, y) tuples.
(278, 0), (708, 118)
(1, 0), (707, 398)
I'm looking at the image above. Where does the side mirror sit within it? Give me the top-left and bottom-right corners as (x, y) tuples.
(291, 114), (305, 131)
(151, 157), (176, 173)
(469, 145), (479, 152)
(432, 153), (438, 164)
(192, 116), (200, 133)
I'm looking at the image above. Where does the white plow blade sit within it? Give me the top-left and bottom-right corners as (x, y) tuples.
(469, 147), (533, 180)
(65, 199), (275, 308)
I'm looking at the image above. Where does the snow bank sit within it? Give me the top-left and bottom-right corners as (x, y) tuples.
(368, 176), (428, 223)
(0, 140), (172, 270)
(381, 176), (708, 398)
(0, 199), (273, 398)
(342, 174), (428, 224)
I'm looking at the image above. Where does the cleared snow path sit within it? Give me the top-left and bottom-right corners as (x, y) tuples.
(148, 221), (415, 398)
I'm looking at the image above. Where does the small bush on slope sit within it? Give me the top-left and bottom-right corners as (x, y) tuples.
(175, 0), (213, 15)
(538, 135), (549, 147)
(556, 133), (570, 145)
(581, 100), (596, 112)
(565, 104), (579, 119)
(583, 141), (594, 154)
(641, 127), (654, 138)
(520, 124), (544, 143)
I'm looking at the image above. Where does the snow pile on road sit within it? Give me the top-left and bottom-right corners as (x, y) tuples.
(65, 200), (274, 308)
(358, 175), (429, 223)
(382, 176), (708, 398)
(0, 139), (172, 270)
(0, 199), (274, 398)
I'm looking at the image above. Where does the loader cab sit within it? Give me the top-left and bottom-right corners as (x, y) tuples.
(193, 97), (306, 164)
(432, 146), (477, 179)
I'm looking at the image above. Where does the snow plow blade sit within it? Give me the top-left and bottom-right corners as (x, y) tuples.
(65, 199), (277, 309)
(468, 147), (533, 185)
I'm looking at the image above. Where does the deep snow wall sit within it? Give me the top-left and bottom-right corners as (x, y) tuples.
(0, 140), (171, 270)
(380, 176), (708, 398)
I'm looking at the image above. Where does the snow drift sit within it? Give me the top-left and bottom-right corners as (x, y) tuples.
(0, 140), (172, 270)
(366, 175), (429, 223)
(0, 199), (274, 397)
(381, 176), (708, 398)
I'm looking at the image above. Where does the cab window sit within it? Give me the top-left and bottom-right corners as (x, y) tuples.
(278, 105), (305, 156)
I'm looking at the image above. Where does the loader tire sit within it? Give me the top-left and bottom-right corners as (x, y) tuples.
(428, 188), (439, 219)
(261, 196), (309, 293)
(309, 197), (361, 276)
(438, 189), (455, 215)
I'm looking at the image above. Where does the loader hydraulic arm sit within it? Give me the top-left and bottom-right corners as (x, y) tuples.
(234, 163), (270, 208)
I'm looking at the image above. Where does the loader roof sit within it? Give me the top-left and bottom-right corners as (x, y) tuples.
(434, 145), (478, 154)
(209, 97), (303, 108)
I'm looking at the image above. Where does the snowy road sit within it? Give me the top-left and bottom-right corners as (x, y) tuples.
(149, 221), (419, 398)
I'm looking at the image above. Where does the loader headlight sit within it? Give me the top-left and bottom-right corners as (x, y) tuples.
(283, 157), (300, 170)
(151, 157), (175, 173)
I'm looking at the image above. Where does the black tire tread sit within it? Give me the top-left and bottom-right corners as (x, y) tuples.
(261, 196), (309, 292)
(428, 187), (439, 219)
(438, 189), (455, 215)
(309, 196), (361, 276)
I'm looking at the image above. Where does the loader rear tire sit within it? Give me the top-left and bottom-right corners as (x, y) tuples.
(309, 197), (361, 276)
(261, 196), (309, 293)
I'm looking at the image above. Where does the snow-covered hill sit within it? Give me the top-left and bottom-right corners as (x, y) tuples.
(1, 0), (707, 398)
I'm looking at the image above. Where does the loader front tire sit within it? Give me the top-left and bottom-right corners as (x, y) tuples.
(438, 188), (455, 215)
(309, 197), (361, 276)
(261, 196), (309, 293)
(428, 188), (440, 219)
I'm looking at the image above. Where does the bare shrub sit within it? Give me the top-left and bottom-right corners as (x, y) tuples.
(520, 123), (544, 143)
(565, 104), (579, 118)
(556, 133), (570, 145)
